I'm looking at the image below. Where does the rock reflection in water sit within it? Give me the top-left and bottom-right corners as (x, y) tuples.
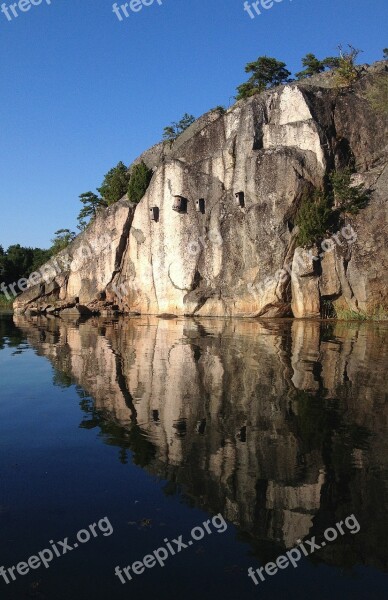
(13, 315), (388, 572)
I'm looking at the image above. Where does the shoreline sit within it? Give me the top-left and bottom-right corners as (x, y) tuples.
(4, 310), (388, 324)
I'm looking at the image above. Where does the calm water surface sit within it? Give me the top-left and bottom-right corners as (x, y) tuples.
(0, 313), (387, 599)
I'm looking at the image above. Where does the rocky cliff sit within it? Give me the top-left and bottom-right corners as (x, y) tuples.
(14, 62), (388, 318)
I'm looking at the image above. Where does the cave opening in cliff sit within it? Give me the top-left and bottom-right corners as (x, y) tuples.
(235, 191), (245, 207)
(150, 206), (159, 222)
(196, 198), (205, 214)
(172, 195), (188, 213)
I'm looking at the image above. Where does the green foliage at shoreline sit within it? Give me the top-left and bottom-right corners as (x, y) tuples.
(0, 244), (52, 288)
(334, 306), (388, 322)
(0, 294), (13, 308)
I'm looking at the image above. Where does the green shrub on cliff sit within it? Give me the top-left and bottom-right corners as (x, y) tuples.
(295, 168), (369, 246)
(295, 53), (340, 79)
(75, 162), (129, 229)
(365, 74), (388, 116)
(50, 229), (76, 254)
(163, 113), (196, 143)
(77, 192), (107, 230)
(295, 191), (331, 247)
(211, 105), (226, 115)
(333, 45), (362, 87)
(98, 161), (130, 206)
(329, 168), (370, 214)
(322, 56), (341, 70)
(296, 54), (326, 79)
(236, 56), (291, 100)
(127, 161), (153, 204)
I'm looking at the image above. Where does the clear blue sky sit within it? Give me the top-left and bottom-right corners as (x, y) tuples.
(0, 0), (386, 249)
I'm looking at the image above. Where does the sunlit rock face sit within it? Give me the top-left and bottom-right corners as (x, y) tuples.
(14, 315), (388, 567)
(13, 199), (135, 312)
(115, 84), (325, 317)
(14, 64), (388, 317)
(114, 65), (388, 317)
(291, 247), (321, 318)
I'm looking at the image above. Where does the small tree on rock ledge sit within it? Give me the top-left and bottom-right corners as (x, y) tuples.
(97, 161), (130, 206)
(77, 192), (107, 231)
(127, 161), (153, 204)
(333, 44), (363, 87)
(295, 191), (332, 247)
(236, 56), (291, 100)
(163, 113), (196, 143)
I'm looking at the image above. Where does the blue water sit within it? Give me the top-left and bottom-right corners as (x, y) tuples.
(0, 313), (387, 599)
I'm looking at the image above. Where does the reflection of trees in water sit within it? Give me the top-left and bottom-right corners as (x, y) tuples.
(0, 314), (26, 351)
(78, 390), (156, 468)
(53, 369), (73, 388)
(293, 390), (370, 458)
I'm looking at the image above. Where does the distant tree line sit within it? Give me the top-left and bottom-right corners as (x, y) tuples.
(0, 159), (157, 289)
(0, 244), (51, 288)
(0, 228), (78, 289)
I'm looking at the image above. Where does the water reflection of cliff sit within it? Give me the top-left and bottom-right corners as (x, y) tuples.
(13, 315), (388, 571)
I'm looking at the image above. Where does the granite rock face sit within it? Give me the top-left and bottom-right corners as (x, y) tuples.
(14, 63), (388, 317)
(13, 199), (135, 314)
(291, 247), (321, 318)
(114, 84), (326, 317)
